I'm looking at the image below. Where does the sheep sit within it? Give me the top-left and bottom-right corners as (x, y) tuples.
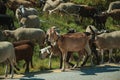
(107, 1), (120, 13)
(48, 2), (89, 24)
(48, 2), (81, 16)
(49, 3), (98, 23)
(15, 5), (38, 21)
(0, 41), (16, 78)
(43, 0), (63, 12)
(19, 15), (40, 28)
(3, 27), (46, 47)
(90, 27), (120, 63)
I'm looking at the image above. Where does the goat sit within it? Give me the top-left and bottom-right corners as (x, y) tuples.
(15, 5), (38, 21)
(78, 5), (98, 23)
(40, 44), (62, 69)
(47, 27), (92, 71)
(93, 12), (108, 30)
(13, 40), (34, 73)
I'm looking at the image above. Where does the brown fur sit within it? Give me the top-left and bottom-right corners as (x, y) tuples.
(47, 27), (91, 71)
(13, 40), (34, 72)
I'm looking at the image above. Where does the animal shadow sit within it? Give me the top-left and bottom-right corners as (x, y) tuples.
(80, 65), (120, 75)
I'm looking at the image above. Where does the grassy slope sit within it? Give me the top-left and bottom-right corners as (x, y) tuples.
(0, 0), (120, 75)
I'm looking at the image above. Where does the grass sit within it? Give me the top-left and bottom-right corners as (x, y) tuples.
(0, 0), (120, 75)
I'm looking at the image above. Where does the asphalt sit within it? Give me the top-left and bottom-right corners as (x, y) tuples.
(0, 63), (120, 80)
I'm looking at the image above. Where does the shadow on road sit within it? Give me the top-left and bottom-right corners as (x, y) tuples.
(19, 69), (53, 80)
(80, 65), (120, 75)
(20, 78), (45, 80)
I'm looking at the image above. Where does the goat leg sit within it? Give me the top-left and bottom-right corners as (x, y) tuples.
(66, 52), (74, 68)
(81, 54), (89, 67)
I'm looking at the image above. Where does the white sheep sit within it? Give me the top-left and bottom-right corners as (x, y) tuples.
(0, 41), (16, 78)
(90, 26), (120, 63)
(107, 1), (120, 13)
(3, 27), (46, 47)
(49, 2), (80, 15)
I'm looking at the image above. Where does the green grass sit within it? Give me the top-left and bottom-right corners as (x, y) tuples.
(0, 0), (120, 75)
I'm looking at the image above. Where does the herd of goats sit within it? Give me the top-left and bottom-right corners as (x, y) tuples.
(0, 0), (120, 79)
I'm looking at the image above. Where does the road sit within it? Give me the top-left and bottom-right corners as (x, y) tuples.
(0, 63), (120, 80)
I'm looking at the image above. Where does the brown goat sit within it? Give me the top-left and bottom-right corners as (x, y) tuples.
(5, 0), (35, 14)
(47, 27), (92, 71)
(78, 5), (98, 23)
(93, 12), (108, 30)
(13, 40), (34, 73)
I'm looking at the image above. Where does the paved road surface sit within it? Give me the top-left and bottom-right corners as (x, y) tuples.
(0, 63), (120, 80)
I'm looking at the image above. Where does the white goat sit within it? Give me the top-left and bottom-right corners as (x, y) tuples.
(16, 5), (38, 21)
(3, 27), (46, 47)
(0, 41), (16, 78)
(40, 45), (61, 69)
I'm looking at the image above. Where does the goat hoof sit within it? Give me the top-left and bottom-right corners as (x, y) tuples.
(71, 65), (77, 70)
(61, 68), (65, 72)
